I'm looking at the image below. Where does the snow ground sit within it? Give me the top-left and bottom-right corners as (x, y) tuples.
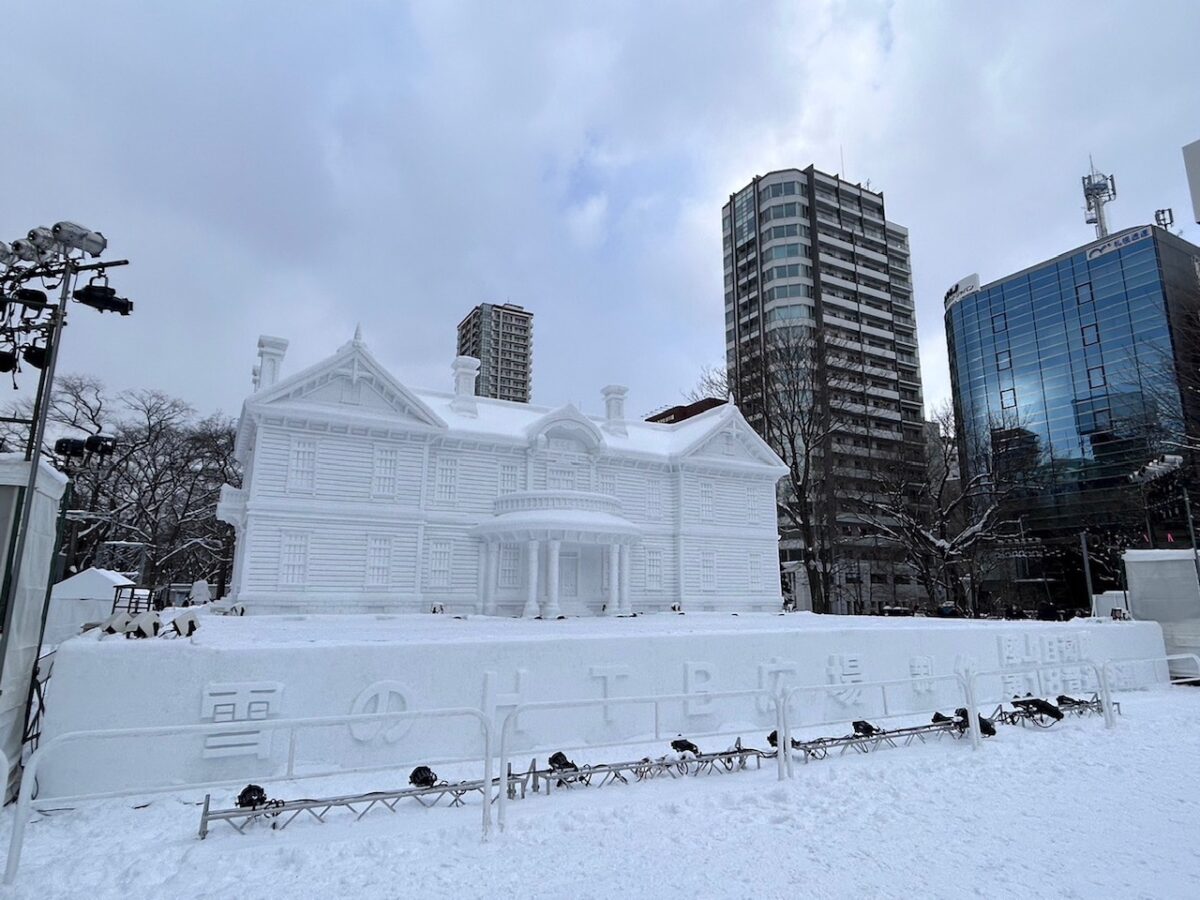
(4, 688), (1199, 899)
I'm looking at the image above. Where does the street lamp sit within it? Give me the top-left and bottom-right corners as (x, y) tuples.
(0, 221), (132, 757)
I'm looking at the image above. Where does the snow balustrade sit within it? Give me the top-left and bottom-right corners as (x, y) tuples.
(6, 651), (1197, 884)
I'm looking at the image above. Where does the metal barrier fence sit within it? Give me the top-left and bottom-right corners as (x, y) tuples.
(6, 649), (1195, 883)
(4, 706), (494, 885)
(1102, 653), (1200, 692)
(496, 688), (787, 831)
(779, 673), (978, 777)
(966, 660), (1116, 729)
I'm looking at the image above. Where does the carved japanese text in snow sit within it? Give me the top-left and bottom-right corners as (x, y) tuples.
(217, 332), (789, 615)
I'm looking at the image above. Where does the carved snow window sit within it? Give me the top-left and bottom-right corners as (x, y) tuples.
(372, 446), (398, 498)
(499, 462), (519, 495)
(646, 478), (663, 520)
(279, 531), (309, 586)
(366, 536), (392, 587)
(646, 548), (663, 590)
(598, 470), (617, 496)
(700, 481), (715, 521)
(499, 544), (521, 588)
(723, 432), (736, 455)
(601, 547), (611, 591)
(435, 457), (458, 503)
(288, 439), (316, 493)
(429, 540), (451, 588)
(548, 466), (576, 490)
(746, 486), (759, 523)
(701, 551), (716, 591)
(749, 552), (763, 591)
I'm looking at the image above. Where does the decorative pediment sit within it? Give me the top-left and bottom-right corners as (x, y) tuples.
(249, 337), (446, 430)
(526, 404), (606, 452)
(677, 406), (787, 470)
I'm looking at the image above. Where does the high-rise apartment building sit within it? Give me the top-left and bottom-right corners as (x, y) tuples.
(722, 167), (926, 613)
(945, 226), (1200, 590)
(456, 303), (533, 403)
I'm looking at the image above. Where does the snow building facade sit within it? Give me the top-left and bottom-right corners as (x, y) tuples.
(217, 331), (788, 616)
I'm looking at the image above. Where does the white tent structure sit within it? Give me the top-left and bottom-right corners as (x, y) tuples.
(43, 568), (132, 648)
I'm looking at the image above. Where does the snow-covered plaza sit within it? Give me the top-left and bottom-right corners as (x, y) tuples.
(4, 685), (1198, 899)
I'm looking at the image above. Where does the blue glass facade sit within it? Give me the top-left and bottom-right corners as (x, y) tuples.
(945, 227), (1197, 536)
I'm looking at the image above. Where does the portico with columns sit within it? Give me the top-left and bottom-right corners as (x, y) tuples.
(473, 490), (642, 617)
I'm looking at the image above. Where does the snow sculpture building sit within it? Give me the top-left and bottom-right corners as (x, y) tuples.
(217, 331), (788, 616)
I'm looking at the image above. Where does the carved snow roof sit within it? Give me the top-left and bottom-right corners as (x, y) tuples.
(233, 334), (786, 474)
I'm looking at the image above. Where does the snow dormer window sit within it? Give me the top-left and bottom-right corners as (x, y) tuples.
(288, 439), (317, 493)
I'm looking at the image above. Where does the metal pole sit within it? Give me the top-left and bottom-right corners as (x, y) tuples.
(0, 264), (72, 695)
(1182, 488), (1200, 590)
(1080, 531), (1094, 611)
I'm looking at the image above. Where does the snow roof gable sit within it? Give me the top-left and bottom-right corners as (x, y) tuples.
(675, 404), (787, 471)
(526, 404), (606, 450)
(248, 335), (446, 430)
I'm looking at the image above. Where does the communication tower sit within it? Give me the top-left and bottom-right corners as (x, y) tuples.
(1081, 157), (1117, 239)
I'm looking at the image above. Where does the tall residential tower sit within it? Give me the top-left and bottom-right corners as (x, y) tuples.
(456, 302), (533, 402)
(722, 166), (926, 612)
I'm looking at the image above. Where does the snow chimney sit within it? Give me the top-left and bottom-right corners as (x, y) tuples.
(451, 356), (480, 416)
(254, 335), (289, 391)
(602, 385), (628, 436)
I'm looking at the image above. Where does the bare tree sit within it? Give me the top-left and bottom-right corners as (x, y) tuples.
(856, 402), (1022, 612)
(695, 326), (865, 613)
(5, 376), (241, 590)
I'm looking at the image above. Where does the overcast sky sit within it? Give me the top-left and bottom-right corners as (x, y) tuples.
(3, 1), (1198, 424)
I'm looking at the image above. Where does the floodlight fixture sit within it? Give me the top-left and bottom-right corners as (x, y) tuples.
(10, 239), (41, 262)
(26, 227), (56, 252)
(0, 350), (16, 373)
(85, 433), (117, 456)
(0, 241), (12, 266)
(51, 221), (107, 258)
(22, 343), (48, 370)
(73, 275), (133, 315)
(54, 437), (87, 458)
(13, 287), (49, 308)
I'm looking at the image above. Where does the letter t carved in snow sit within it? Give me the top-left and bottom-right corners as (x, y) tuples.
(590, 665), (631, 723)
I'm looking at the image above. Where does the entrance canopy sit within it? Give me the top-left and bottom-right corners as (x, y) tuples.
(471, 490), (642, 545)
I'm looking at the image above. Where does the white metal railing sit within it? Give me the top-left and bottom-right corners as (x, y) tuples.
(4, 706), (494, 885)
(779, 673), (978, 777)
(965, 660), (1116, 729)
(496, 688), (787, 831)
(1102, 653), (1200, 692)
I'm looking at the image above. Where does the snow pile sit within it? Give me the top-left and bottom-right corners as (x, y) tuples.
(3, 687), (1199, 898)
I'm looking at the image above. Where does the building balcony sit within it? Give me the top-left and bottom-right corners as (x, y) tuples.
(493, 489), (622, 517)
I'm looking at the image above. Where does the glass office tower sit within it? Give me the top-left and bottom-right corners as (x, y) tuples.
(945, 226), (1200, 586)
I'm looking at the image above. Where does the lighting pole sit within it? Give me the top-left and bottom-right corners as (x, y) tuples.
(0, 223), (131, 705)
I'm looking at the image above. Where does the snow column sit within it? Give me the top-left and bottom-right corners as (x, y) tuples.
(606, 544), (620, 615)
(523, 540), (540, 618)
(619, 544), (631, 614)
(483, 543), (498, 615)
(545, 539), (562, 618)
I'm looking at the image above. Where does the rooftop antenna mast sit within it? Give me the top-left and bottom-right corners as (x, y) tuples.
(1082, 156), (1117, 239)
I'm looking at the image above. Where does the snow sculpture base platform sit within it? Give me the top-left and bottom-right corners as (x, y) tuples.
(40, 613), (1165, 795)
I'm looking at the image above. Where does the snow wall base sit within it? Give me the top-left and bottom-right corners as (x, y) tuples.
(38, 613), (1165, 796)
